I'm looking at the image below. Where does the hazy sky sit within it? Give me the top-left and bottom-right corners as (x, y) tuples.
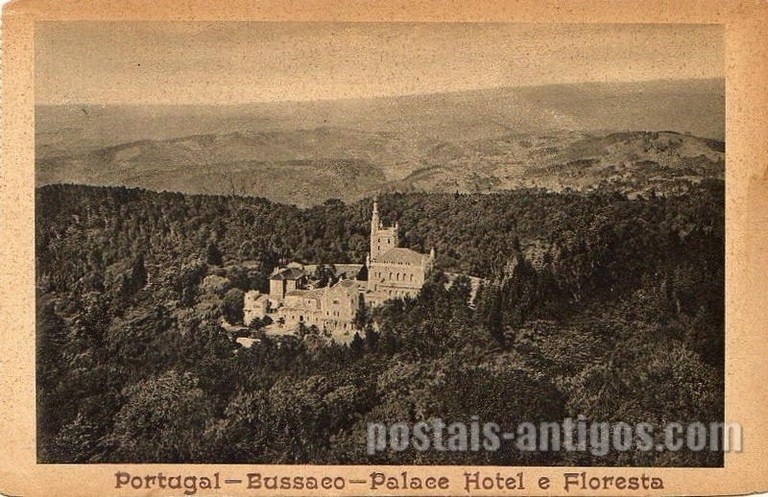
(36, 22), (724, 105)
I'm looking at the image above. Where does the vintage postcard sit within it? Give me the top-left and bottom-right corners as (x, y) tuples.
(2, 0), (768, 496)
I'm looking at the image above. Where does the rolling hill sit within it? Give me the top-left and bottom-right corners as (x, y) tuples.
(382, 130), (724, 197)
(36, 78), (725, 205)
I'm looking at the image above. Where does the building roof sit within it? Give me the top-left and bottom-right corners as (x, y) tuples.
(334, 264), (363, 278)
(270, 267), (306, 281)
(236, 337), (260, 349)
(335, 279), (361, 289)
(376, 247), (427, 266)
(245, 291), (269, 303)
(326, 279), (363, 295)
(285, 288), (324, 300)
(302, 264), (363, 278)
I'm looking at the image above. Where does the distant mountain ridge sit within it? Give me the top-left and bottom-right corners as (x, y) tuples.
(36, 79), (724, 206)
(37, 78), (724, 152)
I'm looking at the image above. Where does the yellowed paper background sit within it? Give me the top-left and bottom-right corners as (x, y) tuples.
(2, 1), (768, 495)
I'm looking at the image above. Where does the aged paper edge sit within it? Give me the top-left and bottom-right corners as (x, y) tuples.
(2, 1), (768, 496)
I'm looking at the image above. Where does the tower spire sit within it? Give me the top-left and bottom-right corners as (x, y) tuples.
(370, 197), (379, 261)
(371, 196), (380, 229)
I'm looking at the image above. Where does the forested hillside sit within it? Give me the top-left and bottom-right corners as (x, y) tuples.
(36, 182), (724, 465)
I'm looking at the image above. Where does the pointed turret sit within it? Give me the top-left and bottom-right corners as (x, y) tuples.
(371, 196), (380, 231)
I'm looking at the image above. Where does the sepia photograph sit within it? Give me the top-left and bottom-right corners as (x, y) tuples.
(33, 21), (726, 468)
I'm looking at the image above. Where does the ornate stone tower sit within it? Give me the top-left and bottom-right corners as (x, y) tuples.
(369, 197), (399, 261)
(370, 196), (380, 237)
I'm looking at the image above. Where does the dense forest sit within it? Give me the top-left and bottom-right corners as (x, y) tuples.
(36, 181), (724, 465)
